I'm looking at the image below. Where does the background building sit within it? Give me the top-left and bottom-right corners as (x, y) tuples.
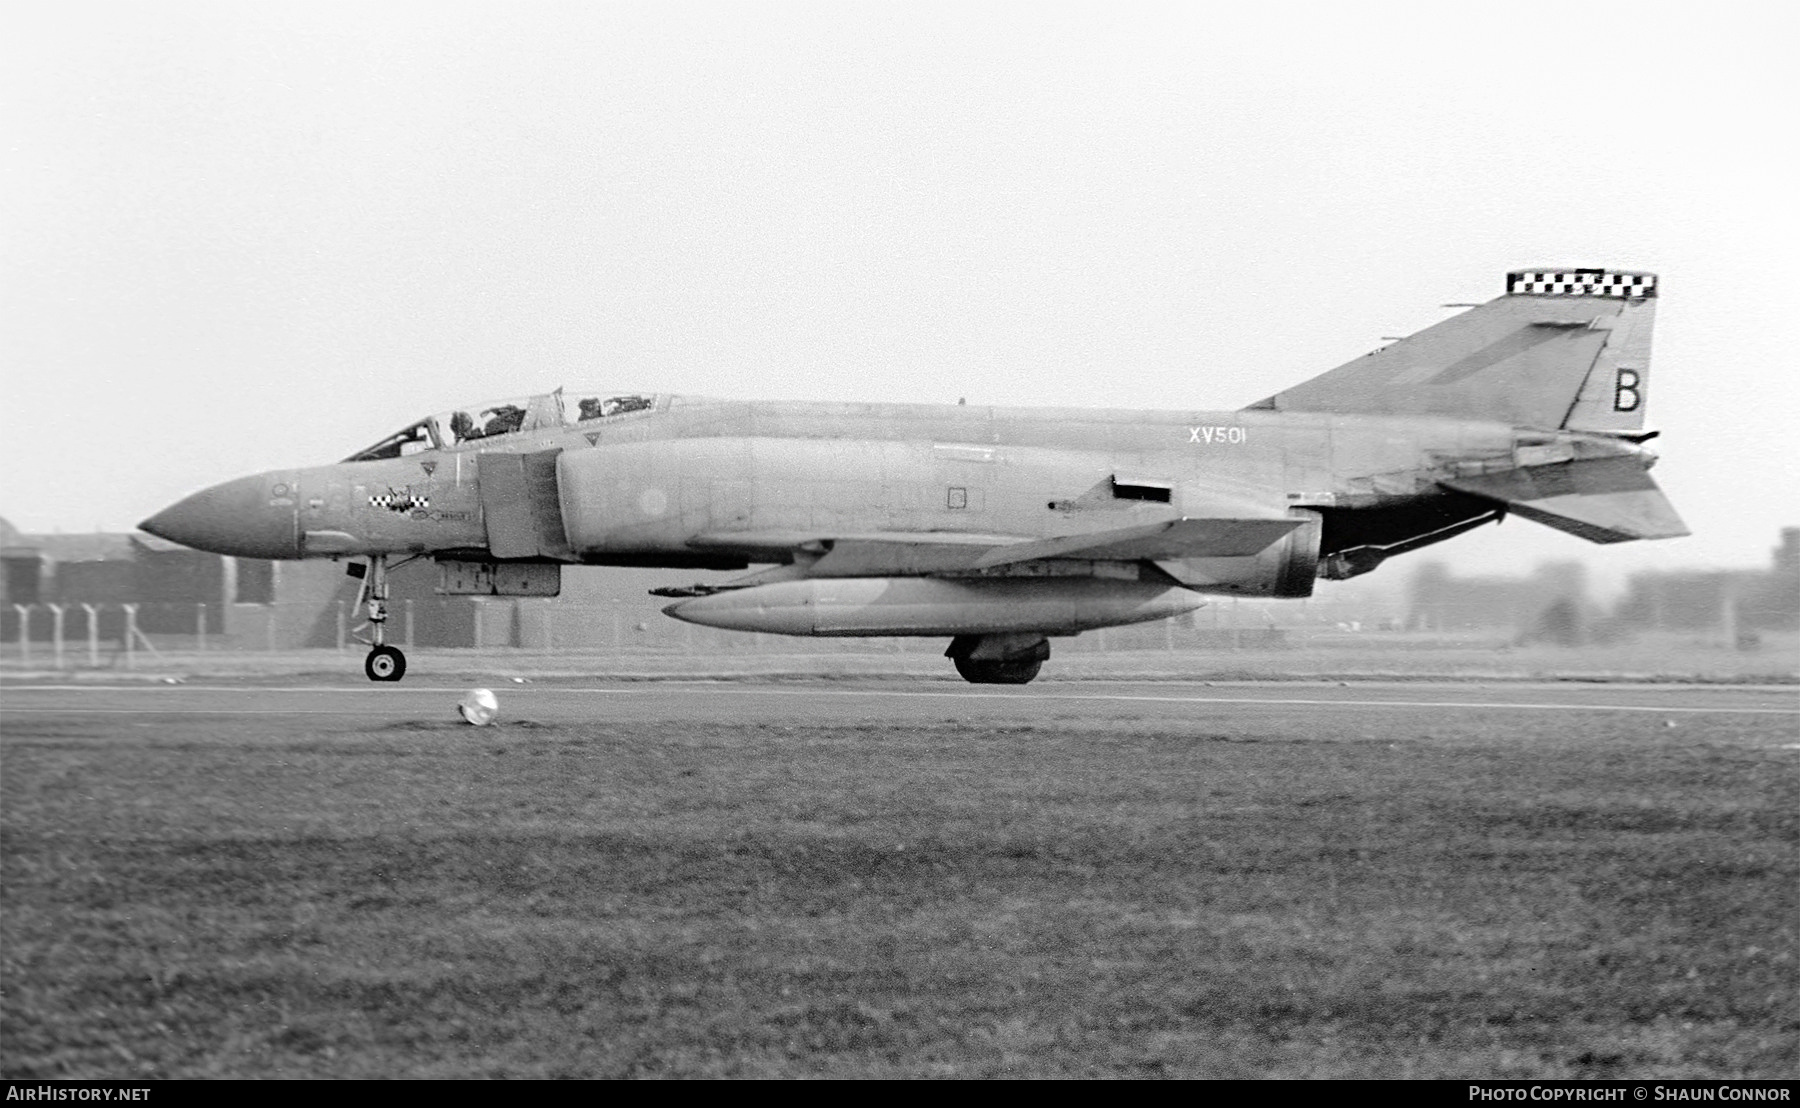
(1405, 527), (1799, 645)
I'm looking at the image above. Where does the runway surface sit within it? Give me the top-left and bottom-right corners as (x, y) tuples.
(4, 678), (1796, 734)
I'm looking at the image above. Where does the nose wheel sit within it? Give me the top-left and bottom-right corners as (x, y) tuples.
(352, 554), (409, 682)
(365, 644), (407, 682)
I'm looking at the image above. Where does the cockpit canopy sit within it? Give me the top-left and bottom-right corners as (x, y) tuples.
(344, 389), (659, 462)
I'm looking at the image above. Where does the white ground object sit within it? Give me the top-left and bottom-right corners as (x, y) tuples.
(458, 687), (499, 726)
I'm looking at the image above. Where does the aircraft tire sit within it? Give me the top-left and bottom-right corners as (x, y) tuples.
(365, 645), (407, 682)
(952, 655), (1043, 685)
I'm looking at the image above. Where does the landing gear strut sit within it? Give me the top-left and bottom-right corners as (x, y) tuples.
(354, 555), (407, 682)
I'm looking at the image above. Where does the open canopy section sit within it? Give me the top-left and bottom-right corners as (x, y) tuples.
(343, 389), (661, 461)
(559, 390), (657, 424)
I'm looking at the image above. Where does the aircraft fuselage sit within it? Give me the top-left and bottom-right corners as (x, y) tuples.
(149, 396), (1543, 573)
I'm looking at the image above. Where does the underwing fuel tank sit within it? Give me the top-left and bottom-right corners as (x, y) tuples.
(662, 576), (1205, 637)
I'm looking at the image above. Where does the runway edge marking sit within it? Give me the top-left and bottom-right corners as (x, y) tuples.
(3, 685), (1796, 716)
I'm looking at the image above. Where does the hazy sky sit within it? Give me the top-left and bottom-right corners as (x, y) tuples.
(3, 1), (1795, 583)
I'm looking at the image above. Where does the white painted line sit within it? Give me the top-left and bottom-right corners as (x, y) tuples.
(2, 685), (1796, 716)
(1, 708), (405, 716)
(629, 686), (1797, 715)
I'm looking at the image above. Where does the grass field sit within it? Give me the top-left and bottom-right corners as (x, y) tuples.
(2, 690), (1796, 1078)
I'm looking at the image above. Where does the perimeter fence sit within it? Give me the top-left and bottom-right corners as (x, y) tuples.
(1, 598), (1326, 670)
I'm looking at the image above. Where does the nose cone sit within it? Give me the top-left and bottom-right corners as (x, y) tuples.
(140, 474), (300, 559)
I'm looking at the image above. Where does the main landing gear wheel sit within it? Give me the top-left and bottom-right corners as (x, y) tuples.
(952, 654), (1043, 685)
(945, 633), (1052, 685)
(365, 645), (406, 682)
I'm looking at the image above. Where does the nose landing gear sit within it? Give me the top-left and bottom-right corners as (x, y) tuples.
(352, 555), (408, 682)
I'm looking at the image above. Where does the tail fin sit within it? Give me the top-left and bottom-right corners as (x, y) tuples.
(1248, 268), (1657, 431)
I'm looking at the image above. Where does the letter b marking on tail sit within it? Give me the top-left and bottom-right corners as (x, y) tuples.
(1614, 368), (1642, 413)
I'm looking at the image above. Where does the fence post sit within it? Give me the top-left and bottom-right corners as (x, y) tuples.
(196, 603), (207, 653)
(12, 605), (28, 666)
(48, 604), (65, 670)
(83, 603), (99, 667)
(123, 604), (137, 669)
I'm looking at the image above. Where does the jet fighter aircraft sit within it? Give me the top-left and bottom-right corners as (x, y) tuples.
(140, 268), (1686, 684)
